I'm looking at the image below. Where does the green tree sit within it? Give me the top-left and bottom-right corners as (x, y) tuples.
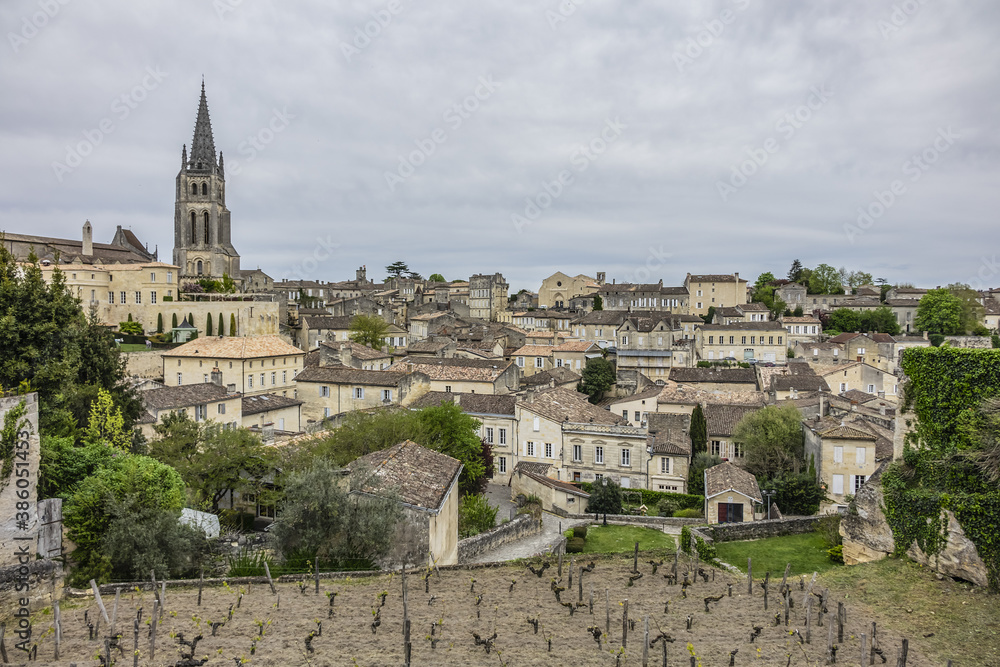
(593, 294), (603, 311)
(385, 261), (409, 279)
(760, 472), (826, 516)
(687, 452), (722, 496)
(788, 259), (804, 282)
(230, 313), (237, 336)
(947, 283), (985, 334)
(848, 271), (874, 289)
(459, 493), (498, 538)
(172, 313), (178, 329)
(349, 314), (390, 351)
(218, 312), (224, 335)
(39, 436), (114, 500)
(825, 308), (860, 334)
(578, 357), (615, 403)
(859, 306), (900, 335)
(414, 401), (487, 496)
(149, 413), (279, 511)
(702, 305), (716, 324)
(732, 404), (805, 479)
(64, 453), (186, 584)
(83, 387), (132, 450)
(915, 288), (965, 335)
(428, 273), (446, 283)
(587, 477), (623, 515)
(689, 404), (707, 453)
(808, 263), (842, 295)
(752, 272), (776, 297)
(271, 458), (402, 564)
(118, 320), (143, 335)
(156, 313), (163, 334)
(793, 305), (804, 317)
(206, 312), (214, 336)
(221, 273), (236, 293)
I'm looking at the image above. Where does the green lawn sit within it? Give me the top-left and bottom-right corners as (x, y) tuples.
(118, 343), (149, 352)
(565, 525), (676, 554)
(713, 532), (840, 577)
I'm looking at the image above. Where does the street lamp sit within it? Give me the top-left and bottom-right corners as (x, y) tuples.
(602, 477), (608, 526)
(762, 489), (776, 520)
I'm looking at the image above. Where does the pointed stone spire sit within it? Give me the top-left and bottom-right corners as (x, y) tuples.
(218, 151), (224, 177)
(189, 80), (217, 170)
(181, 143), (187, 168)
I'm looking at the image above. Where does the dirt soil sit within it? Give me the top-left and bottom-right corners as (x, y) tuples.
(27, 556), (934, 666)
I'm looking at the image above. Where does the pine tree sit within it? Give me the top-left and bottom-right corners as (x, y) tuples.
(206, 312), (214, 336)
(690, 404), (708, 453)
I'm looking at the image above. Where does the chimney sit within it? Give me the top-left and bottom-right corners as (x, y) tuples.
(82, 220), (93, 256)
(452, 393), (460, 405)
(339, 342), (354, 368)
(879, 403), (887, 416)
(210, 367), (223, 386)
(819, 393), (825, 417)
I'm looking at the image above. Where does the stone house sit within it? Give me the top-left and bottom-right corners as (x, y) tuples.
(705, 404), (761, 461)
(570, 310), (627, 348)
(551, 340), (603, 373)
(512, 344), (555, 377)
(137, 382), (242, 440)
(519, 366), (582, 391)
(615, 315), (684, 379)
(704, 461), (762, 524)
(803, 417), (881, 512)
(297, 314), (353, 351)
(695, 322), (787, 362)
(780, 315), (823, 346)
(793, 341), (844, 365)
(827, 332), (896, 371)
(775, 283), (807, 310)
(595, 281), (689, 313)
(885, 298), (921, 333)
(468, 273), (510, 322)
(646, 412), (692, 493)
(538, 271), (601, 309)
(667, 367), (758, 393)
(386, 357), (520, 395)
(406, 338), (457, 358)
(608, 386), (664, 427)
(306, 341), (394, 371)
(814, 362), (898, 400)
(684, 273), (750, 318)
(162, 335), (305, 397)
(293, 366), (430, 422)
(511, 462), (590, 514)
(349, 440), (463, 567)
(240, 393), (303, 436)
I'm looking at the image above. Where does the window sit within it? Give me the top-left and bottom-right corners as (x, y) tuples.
(204, 212), (210, 244)
(660, 457), (670, 474)
(709, 336), (714, 344)
(202, 182), (208, 195)
(485, 427), (495, 444)
(526, 441), (535, 457)
(260, 373), (265, 386)
(832, 474), (844, 495)
(108, 291), (113, 304)
(741, 336), (747, 344)
(248, 376), (253, 389)
(867, 384), (875, 394)
(778, 336), (783, 344)
(620, 448), (631, 467)
(535, 356), (543, 368)
(840, 382), (847, 392)
(150, 291), (157, 304)
(622, 409), (628, 419)
(729, 336), (735, 344)
(853, 474), (866, 493)
(382, 389), (393, 402)
(813, 348), (819, 356)
(833, 446), (843, 463)
(167, 271), (173, 283)
(177, 373), (183, 386)
(533, 416), (540, 432)
(499, 428), (507, 445)
(354, 387), (365, 399)
(856, 447), (866, 465)
(595, 446), (604, 464)
(621, 335), (629, 346)
(324, 407), (331, 418)
(271, 372), (276, 385)
(544, 443), (553, 458)
(696, 302), (702, 309)
(634, 411), (641, 422)
(282, 371), (287, 384)
(120, 291), (127, 304)
(733, 443), (744, 457)
(498, 456), (507, 474)
(517, 357), (525, 367)
(711, 440), (722, 456)
(573, 444), (582, 461)
(445, 385), (452, 393)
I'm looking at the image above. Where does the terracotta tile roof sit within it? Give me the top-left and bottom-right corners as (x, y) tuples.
(669, 367), (757, 385)
(739, 303), (770, 311)
(319, 340), (390, 361)
(520, 386), (624, 425)
(697, 322), (786, 332)
(704, 404), (761, 437)
(408, 392), (516, 415)
(241, 393), (303, 416)
(520, 469), (590, 497)
(827, 332), (866, 344)
(647, 430), (690, 456)
(840, 389), (878, 403)
(705, 461), (762, 501)
(142, 383), (237, 411)
(819, 424), (877, 440)
(295, 366), (410, 386)
(513, 461), (552, 476)
(552, 340), (600, 353)
(572, 311), (629, 326)
(884, 298), (921, 307)
(771, 374), (830, 393)
(300, 315), (353, 330)
(781, 316), (822, 323)
(512, 345), (555, 357)
(164, 335), (304, 359)
(714, 307), (742, 317)
(520, 366), (582, 387)
(350, 440), (463, 512)
(688, 274), (745, 283)
(656, 383), (766, 407)
(610, 386), (664, 404)
(406, 339), (453, 353)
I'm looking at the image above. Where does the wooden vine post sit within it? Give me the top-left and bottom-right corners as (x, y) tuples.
(641, 615), (650, 667)
(870, 622), (877, 665)
(837, 601), (844, 643)
(605, 588), (610, 635)
(747, 558), (752, 595)
(633, 542), (639, 573)
(53, 602), (61, 660)
(402, 565), (411, 667)
(149, 600), (159, 659)
(89, 579), (111, 625)
(806, 596), (813, 644)
(315, 556), (320, 595)
(622, 599), (629, 648)
(133, 618), (139, 667)
(263, 561), (277, 595)
(111, 588), (121, 635)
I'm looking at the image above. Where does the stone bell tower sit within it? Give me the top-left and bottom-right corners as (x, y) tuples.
(173, 81), (241, 283)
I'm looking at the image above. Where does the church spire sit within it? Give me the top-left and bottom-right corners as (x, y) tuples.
(189, 80), (217, 170)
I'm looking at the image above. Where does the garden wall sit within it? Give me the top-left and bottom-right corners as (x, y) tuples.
(0, 559), (64, 624)
(565, 513), (704, 528)
(124, 350), (164, 379)
(699, 516), (826, 544)
(457, 514), (541, 563)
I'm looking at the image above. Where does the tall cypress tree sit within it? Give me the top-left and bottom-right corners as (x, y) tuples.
(206, 312), (214, 336)
(156, 313), (163, 333)
(172, 313), (178, 329)
(690, 404), (708, 453)
(219, 312), (224, 336)
(230, 313), (237, 337)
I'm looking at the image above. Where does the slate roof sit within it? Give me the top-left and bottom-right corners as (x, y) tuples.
(519, 469), (590, 497)
(704, 404), (761, 437)
(408, 392), (517, 416)
(513, 461), (552, 476)
(840, 389), (879, 404)
(295, 366), (409, 386)
(350, 440), (463, 512)
(165, 335), (305, 359)
(520, 386), (624, 425)
(704, 461), (762, 502)
(647, 430), (691, 456)
(669, 367), (757, 385)
(241, 393), (303, 416)
(572, 310), (629, 326)
(142, 383), (237, 412)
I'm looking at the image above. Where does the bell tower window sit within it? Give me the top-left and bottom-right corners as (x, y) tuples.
(190, 211), (196, 242)
(202, 183), (208, 195)
(191, 182), (198, 195)
(204, 212), (210, 244)
(197, 260), (203, 275)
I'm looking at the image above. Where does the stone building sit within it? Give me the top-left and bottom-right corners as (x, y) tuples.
(468, 273), (510, 322)
(173, 82), (241, 283)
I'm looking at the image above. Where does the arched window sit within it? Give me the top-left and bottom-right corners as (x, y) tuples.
(196, 260), (203, 275)
(191, 183), (198, 195)
(190, 211), (196, 242)
(203, 212), (210, 244)
(202, 183), (208, 195)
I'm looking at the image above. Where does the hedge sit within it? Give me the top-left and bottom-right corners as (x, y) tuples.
(580, 483), (703, 511)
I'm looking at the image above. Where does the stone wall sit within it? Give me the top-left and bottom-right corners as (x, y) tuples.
(565, 513), (704, 528)
(0, 559), (64, 624)
(124, 350), (165, 379)
(1, 394), (40, 567)
(457, 514), (541, 563)
(701, 515), (825, 543)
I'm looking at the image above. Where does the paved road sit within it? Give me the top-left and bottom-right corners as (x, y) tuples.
(467, 508), (589, 563)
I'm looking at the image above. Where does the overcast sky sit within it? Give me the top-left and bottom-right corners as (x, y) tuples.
(2, 0), (999, 293)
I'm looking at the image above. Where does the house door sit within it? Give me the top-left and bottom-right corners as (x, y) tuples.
(718, 503), (744, 523)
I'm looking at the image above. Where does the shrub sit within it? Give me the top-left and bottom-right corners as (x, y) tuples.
(580, 484), (704, 511)
(566, 537), (586, 554)
(674, 508), (703, 519)
(657, 498), (679, 517)
(813, 514), (843, 548)
(827, 544), (844, 564)
(459, 493), (499, 538)
(760, 473), (826, 516)
(930, 333), (945, 347)
(694, 536), (717, 562)
(573, 525), (588, 539)
(680, 526), (692, 553)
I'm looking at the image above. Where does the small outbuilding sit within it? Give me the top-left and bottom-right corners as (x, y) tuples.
(511, 462), (589, 516)
(349, 440), (463, 567)
(704, 461), (762, 524)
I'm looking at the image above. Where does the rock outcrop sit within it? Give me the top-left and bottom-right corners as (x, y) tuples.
(906, 510), (989, 587)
